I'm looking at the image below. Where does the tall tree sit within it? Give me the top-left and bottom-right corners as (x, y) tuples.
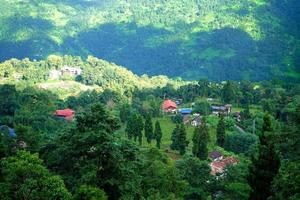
(216, 115), (226, 147)
(0, 151), (71, 200)
(0, 84), (18, 117)
(154, 121), (162, 149)
(248, 113), (280, 200)
(144, 114), (153, 145)
(222, 81), (236, 103)
(177, 124), (188, 155)
(136, 114), (144, 145)
(171, 124), (188, 155)
(170, 125), (180, 151)
(126, 113), (144, 145)
(119, 103), (131, 123)
(193, 119), (209, 160)
(41, 104), (141, 199)
(198, 79), (209, 97)
(176, 157), (211, 199)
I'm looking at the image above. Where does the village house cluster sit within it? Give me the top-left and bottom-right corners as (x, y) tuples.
(161, 99), (233, 127)
(49, 65), (82, 80)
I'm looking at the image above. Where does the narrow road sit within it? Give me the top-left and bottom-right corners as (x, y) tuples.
(235, 124), (246, 134)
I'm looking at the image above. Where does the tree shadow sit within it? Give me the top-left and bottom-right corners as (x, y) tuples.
(0, 16), (58, 61)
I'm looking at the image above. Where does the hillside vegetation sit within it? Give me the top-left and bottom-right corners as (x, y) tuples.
(0, 55), (185, 98)
(0, 0), (299, 80)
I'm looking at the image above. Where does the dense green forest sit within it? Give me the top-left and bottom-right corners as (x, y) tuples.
(0, 57), (300, 199)
(0, 0), (299, 80)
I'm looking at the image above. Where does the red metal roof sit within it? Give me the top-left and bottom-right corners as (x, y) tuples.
(54, 109), (74, 117)
(210, 156), (239, 175)
(161, 100), (177, 110)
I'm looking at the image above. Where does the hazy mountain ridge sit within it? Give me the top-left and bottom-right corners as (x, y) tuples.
(0, 0), (299, 80)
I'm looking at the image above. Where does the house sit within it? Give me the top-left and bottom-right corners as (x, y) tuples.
(0, 125), (16, 138)
(183, 115), (190, 124)
(175, 99), (183, 105)
(54, 109), (75, 121)
(161, 100), (177, 114)
(233, 112), (241, 122)
(178, 108), (193, 115)
(211, 104), (232, 115)
(191, 115), (201, 127)
(210, 156), (239, 175)
(61, 66), (82, 76)
(49, 70), (61, 80)
(209, 151), (223, 161)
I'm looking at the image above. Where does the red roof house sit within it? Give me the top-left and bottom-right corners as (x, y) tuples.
(161, 100), (177, 113)
(210, 156), (239, 175)
(54, 109), (75, 121)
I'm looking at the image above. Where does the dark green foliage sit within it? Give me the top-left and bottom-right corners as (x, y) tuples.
(272, 161), (300, 200)
(248, 113), (280, 200)
(15, 125), (41, 152)
(240, 104), (251, 120)
(144, 114), (153, 144)
(176, 157), (211, 200)
(126, 113), (144, 145)
(119, 103), (131, 123)
(0, 85), (18, 117)
(1, 1), (300, 81)
(262, 113), (273, 133)
(222, 81), (236, 103)
(215, 163), (251, 200)
(0, 151), (71, 200)
(178, 124), (189, 155)
(170, 125), (180, 151)
(224, 131), (258, 154)
(171, 124), (188, 155)
(171, 114), (183, 124)
(0, 134), (6, 160)
(140, 148), (187, 199)
(216, 115), (226, 147)
(193, 101), (211, 116)
(41, 104), (141, 199)
(154, 121), (162, 149)
(192, 120), (209, 160)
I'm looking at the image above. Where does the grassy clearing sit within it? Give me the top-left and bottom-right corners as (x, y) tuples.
(118, 115), (220, 159)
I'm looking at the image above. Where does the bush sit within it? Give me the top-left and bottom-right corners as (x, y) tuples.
(224, 131), (258, 154)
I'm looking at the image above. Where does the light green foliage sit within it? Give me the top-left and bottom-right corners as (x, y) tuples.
(0, 56), (185, 98)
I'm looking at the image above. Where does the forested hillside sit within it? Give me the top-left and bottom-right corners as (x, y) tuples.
(0, 55), (185, 98)
(1, 64), (300, 199)
(0, 0), (299, 80)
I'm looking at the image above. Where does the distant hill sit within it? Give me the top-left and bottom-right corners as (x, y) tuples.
(0, 55), (185, 97)
(0, 0), (299, 81)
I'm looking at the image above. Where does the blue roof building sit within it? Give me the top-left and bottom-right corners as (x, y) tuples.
(178, 108), (193, 115)
(0, 125), (16, 138)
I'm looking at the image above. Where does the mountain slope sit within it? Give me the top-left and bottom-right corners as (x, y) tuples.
(0, 55), (185, 98)
(0, 0), (299, 81)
